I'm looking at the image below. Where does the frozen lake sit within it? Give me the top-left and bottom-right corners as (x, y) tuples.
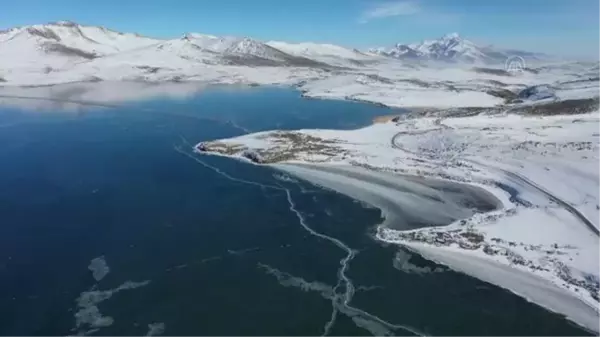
(0, 82), (590, 335)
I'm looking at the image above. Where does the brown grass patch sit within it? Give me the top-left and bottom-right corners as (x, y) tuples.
(373, 114), (400, 124)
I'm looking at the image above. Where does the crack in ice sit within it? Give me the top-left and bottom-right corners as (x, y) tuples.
(258, 263), (424, 336)
(269, 187), (426, 337)
(274, 173), (325, 194)
(175, 144), (423, 336)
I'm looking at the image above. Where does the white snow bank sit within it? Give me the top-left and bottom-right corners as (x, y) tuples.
(401, 242), (599, 332)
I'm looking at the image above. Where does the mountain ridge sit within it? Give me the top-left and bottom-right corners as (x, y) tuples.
(1, 21), (385, 74)
(369, 33), (549, 64)
(0, 21), (559, 78)
(1, 21), (556, 68)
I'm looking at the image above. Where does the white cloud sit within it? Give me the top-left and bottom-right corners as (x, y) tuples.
(359, 1), (421, 23)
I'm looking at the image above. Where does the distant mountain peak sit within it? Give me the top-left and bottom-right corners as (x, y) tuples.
(369, 32), (544, 64)
(51, 20), (78, 27)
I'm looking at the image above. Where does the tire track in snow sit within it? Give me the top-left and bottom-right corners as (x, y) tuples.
(473, 160), (600, 237)
(390, 123), (599, 237)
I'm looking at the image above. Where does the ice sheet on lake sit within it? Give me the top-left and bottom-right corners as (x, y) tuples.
(258, 263), (423, 336)
(402, 242), (600, 332)
(274, 163), (501, 230)
(393, 249), (444, 275)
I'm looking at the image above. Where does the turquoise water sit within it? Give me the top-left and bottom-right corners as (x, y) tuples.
(0, 84), (590, 335)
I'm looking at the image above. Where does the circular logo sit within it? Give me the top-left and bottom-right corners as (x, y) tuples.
(505, 55), (526, 73)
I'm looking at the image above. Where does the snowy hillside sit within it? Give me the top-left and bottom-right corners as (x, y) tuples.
(0, 21), (159, 72)
(0, 21), (594, 107)
(183, 34), (278, 59)
(0, 21), (341, 79)
(0, 21), (158, 56)
(267, 41), (378, 66)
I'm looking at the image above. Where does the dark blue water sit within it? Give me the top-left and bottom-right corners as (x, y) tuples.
(0, 85), (589, 336)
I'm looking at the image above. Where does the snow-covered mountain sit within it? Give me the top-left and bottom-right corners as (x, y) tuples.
(369, 33), (547, 64)
(0, 21), (335, 74)
(0, 21), (159, 71)
(0, 21), (567, 86)
(179, 34), (330, 66)
(0, 21), (159, 55)
(183, 34), (282, 59)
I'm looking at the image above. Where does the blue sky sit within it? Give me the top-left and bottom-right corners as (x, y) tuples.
(3, 0), (599, 58)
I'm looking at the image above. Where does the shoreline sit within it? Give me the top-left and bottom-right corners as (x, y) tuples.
(3, 79), (595, 126)
(193, 107), (600, 333)
(0, 76), (506, 112)
(372, 114), (400, 124)
(218, 153), (600, 332)
(195, 150), (600, 332)
(0, 80), (401, 115)
(396, 241), (600, 333)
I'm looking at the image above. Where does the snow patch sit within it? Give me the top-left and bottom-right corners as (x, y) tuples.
(88, 256), (110, 282)
(73, 256), (150, 335)
(146, 322), (166, 336)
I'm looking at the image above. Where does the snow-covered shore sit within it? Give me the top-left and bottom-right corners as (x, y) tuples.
(196, 106), (600, 332)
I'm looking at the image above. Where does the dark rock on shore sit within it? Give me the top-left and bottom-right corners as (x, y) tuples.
(241, 150), (264, 163)
(517, 85), (556, 101)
